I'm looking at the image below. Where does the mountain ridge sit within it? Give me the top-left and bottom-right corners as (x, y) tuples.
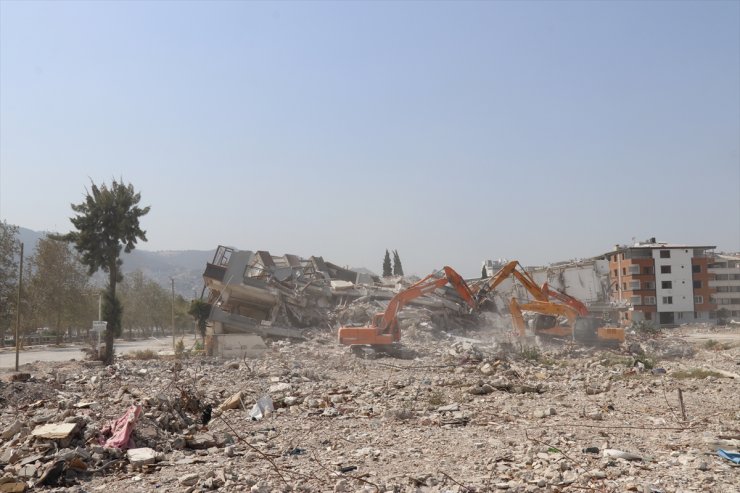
(12, 227), (377, 297)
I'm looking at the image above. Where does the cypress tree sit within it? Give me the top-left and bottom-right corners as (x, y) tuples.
(392, 250), (404, 276)
(382, 249), (392, 277)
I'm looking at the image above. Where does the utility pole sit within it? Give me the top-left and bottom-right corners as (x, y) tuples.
(171, 278), (175, 350)
(15, 243), (23, 372)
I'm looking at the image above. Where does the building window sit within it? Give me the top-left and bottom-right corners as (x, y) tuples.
(660, 265), (672, 274)
(677, 312), (683, 320)
(693, 280), (701, 289)
(622, 268), (626, 275)
(645, 312), (652, 320)
(628, 265), (640, 275)
(644, 282), (655, 290)
(630, 295), (642, 305)
(621, 253), (625, 260)
(694, 296), (703, 304)
(644, 296), (656, 305)
(663, 296), (673, 304)
(643, 266), (653, 275)
(660, 250), (671, 258)
(630, 280), (641, 290)
(661, 281), (672, 289)
(622, 282), (627, 290)
(692, 265), (701, 273)
(613, 269), (617, 277)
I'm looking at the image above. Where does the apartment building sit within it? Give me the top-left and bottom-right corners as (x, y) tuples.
(708, 254), (740, 319)
(600, 239), (715, 327)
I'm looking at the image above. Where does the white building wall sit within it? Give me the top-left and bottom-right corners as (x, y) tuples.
(708, 255), (740, 317)
(530, 260), (610, 305)
(654, 248), (694, 312)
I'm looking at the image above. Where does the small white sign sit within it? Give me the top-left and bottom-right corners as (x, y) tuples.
(91, 321), (107, 333)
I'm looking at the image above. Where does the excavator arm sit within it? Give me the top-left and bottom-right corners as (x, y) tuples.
(338, 266), (476, 346)
(541, 282), (589, 316)
(476, 260), (548, 306)
(509, 298), (579, 337)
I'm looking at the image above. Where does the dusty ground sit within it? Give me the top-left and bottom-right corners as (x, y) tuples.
(1, 325), (739, 493)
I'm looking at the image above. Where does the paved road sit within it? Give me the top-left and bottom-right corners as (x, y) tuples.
(0, 336), (197, 368)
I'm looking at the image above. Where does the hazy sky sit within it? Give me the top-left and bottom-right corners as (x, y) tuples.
(1, 0), (738, 277)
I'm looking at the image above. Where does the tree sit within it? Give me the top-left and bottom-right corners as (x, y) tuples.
(716, 308), (730, 325)
(382, 249), (392, 277)
(481, 265), (487, 279)
(0, 221), (20, 346)
(188, 299), (212, 340)
(120, 270), (179, 339)
(58, 180), (150, 364)
(392, 250), (404, 276)
(26, 235), (91, 344)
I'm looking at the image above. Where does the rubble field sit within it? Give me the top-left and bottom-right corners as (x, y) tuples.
(1, 326), (739, 493)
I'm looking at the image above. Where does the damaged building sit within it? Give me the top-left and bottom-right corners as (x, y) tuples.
(200, 246), (475, 357)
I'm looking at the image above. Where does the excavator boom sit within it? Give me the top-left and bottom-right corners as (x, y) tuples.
(541, 282), (589, 316)
(476, 260), (547, 305)
(338, 266), (476, 347)
(481, 261), (625, 345)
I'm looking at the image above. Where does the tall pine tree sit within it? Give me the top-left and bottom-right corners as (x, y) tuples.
(382, 249), (392, 277)
(392, 250), (404, 276)
(57, 179), (150, 364)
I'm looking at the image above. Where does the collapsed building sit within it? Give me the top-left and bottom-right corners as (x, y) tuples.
(201, 246), (476, 357)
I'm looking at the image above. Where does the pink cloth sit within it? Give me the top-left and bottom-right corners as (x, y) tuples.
(101, 404), (142, 450)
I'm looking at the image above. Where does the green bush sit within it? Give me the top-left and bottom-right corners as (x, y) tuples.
(128, 349), (159, 360)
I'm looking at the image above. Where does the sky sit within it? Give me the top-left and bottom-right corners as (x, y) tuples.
(1, 0), (738, 278)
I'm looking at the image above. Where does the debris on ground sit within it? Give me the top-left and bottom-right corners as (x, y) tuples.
(1, 323), (738, 492)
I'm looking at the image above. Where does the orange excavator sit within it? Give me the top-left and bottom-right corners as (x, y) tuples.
(338, 266), (477, 347)
(474, 260), (547, 306)
(477, 261), (625, 345)
(541, 282), (589, 316)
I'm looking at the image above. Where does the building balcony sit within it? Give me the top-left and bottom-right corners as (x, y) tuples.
(203, 263), (227, 282)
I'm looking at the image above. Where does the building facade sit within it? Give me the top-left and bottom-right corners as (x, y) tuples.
(600, 240), (715, 327)
(708, 254), (740, 320)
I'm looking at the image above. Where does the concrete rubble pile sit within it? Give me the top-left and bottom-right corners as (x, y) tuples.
(1, 325), (739, 492)
(201, 247), (479, 358)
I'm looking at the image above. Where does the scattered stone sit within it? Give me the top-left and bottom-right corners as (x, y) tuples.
(31, 422), (78, 440)
(127, 447), (157, 467)
(1, 421), (22, 440)
(180, 473), (199, 486)
(218, 391), (244, 411)
(0, 481), (27, 493)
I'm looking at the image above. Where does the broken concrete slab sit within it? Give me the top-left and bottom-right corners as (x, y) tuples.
(208, 334), (268, 359)
(31, 422), (78, 440)
(0, 481), (27, 493)
(1, 421), (22, 440)
(127, 447), (157, 467)
(218, 391), (244, 411)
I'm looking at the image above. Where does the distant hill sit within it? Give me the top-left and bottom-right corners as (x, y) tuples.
(16, 227), (214, 298)
(13, 227), (375, 298)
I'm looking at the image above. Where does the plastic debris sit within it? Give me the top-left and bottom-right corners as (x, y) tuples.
(717, 449), (740, 464)
(602, 449), (643, 461)
(249, 396), (274, 420)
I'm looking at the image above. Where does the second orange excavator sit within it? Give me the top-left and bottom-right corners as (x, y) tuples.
(338, 266), (476, 347)
(477, 261), (625, 345)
